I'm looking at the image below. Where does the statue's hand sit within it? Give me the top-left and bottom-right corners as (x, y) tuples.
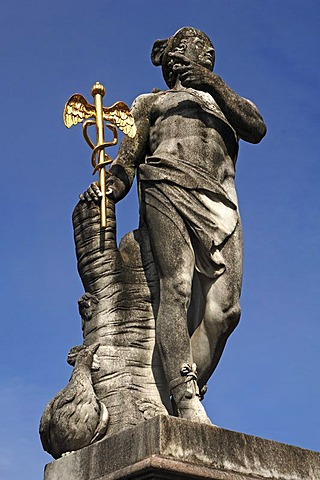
(79, 176), (126, 205)
(79, 182), (102, 204)
(105, 174), (127, 203)
(170, 52), (213, 91)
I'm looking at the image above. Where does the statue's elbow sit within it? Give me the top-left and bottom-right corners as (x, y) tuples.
(246, 119), (267, 144)
(255, 119), (267, 143)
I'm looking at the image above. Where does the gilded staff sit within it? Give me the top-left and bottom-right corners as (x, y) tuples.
(91, 83), (107, 227)
(63, 82), (136, 228)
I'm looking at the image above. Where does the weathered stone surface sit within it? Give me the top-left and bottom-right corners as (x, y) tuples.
(44, 416), (320, 480)
(73, 198), (171, 437)
(41, 26), (268, 460)
(40, 344), (109, 459)
(103, 26), (266, 423)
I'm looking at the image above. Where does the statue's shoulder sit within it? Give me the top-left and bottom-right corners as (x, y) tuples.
(131, 89), (166, 114)
(131, 91), (155, 108)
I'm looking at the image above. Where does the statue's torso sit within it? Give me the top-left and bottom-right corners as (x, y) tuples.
(147, 87), (239, 202)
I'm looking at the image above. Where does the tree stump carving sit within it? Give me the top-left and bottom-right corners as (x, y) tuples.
(73, 197), (171, 437)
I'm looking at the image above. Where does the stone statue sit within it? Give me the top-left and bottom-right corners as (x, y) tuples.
(83, 27), (266, 423)
(39, 343), (109, 458)
(40, 26), (266, 459)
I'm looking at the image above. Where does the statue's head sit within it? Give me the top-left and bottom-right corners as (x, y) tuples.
(151, 27), (215, 88)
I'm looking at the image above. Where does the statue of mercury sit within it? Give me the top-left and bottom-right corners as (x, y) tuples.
(82, 27), (266, 424)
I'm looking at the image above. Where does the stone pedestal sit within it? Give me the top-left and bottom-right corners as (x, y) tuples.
(44, 415), (320, 480)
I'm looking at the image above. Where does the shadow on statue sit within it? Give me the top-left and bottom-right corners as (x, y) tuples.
(40, 26), (267, 459)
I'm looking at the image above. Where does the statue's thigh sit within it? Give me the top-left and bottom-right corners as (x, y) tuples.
(204, 221), (243, 322)
(143, 201), (194, 280)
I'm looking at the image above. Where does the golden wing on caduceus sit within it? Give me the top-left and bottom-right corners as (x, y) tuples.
(103, 101), (136, 138)
(63, 94), (136, 138)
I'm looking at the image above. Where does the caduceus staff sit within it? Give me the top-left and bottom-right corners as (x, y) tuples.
(63, 82), (136, 228)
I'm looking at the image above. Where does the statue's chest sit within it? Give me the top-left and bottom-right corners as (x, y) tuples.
(151, 89), (226, 124)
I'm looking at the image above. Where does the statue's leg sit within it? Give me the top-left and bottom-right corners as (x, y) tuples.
(191, 221), (243, 390)
(143, 200), (211, 423)
(144, 201), (194, 379)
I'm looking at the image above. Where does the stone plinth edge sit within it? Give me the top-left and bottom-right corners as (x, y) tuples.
(44, 415), (320, 480)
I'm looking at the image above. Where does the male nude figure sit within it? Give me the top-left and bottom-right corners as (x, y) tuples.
(83, 27), (266, 423)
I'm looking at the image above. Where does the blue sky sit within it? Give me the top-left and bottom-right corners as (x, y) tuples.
(0, 1), (319, 478)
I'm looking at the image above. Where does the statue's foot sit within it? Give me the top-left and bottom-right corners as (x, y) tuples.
(170, 362), (212, 425)
(176, 396), (212, 425)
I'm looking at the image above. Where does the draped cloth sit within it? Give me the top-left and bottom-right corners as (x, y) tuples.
(139, 156), (239, 279)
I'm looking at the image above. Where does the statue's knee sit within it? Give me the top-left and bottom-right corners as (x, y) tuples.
(226, 304), (241, 331)
(204, 300), (240, 334)
(160, 274), (192, 303)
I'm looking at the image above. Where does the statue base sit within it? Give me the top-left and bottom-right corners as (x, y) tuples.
(43, 415), (320, 480)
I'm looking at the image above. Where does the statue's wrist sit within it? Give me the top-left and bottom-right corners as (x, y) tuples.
(109, 163), (131, 190)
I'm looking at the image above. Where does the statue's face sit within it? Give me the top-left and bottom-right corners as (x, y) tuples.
(173, 33), (214, 69)
(162, 28), (215, 87)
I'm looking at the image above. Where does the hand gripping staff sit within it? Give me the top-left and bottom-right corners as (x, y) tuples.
(63, 82), (136, 228)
